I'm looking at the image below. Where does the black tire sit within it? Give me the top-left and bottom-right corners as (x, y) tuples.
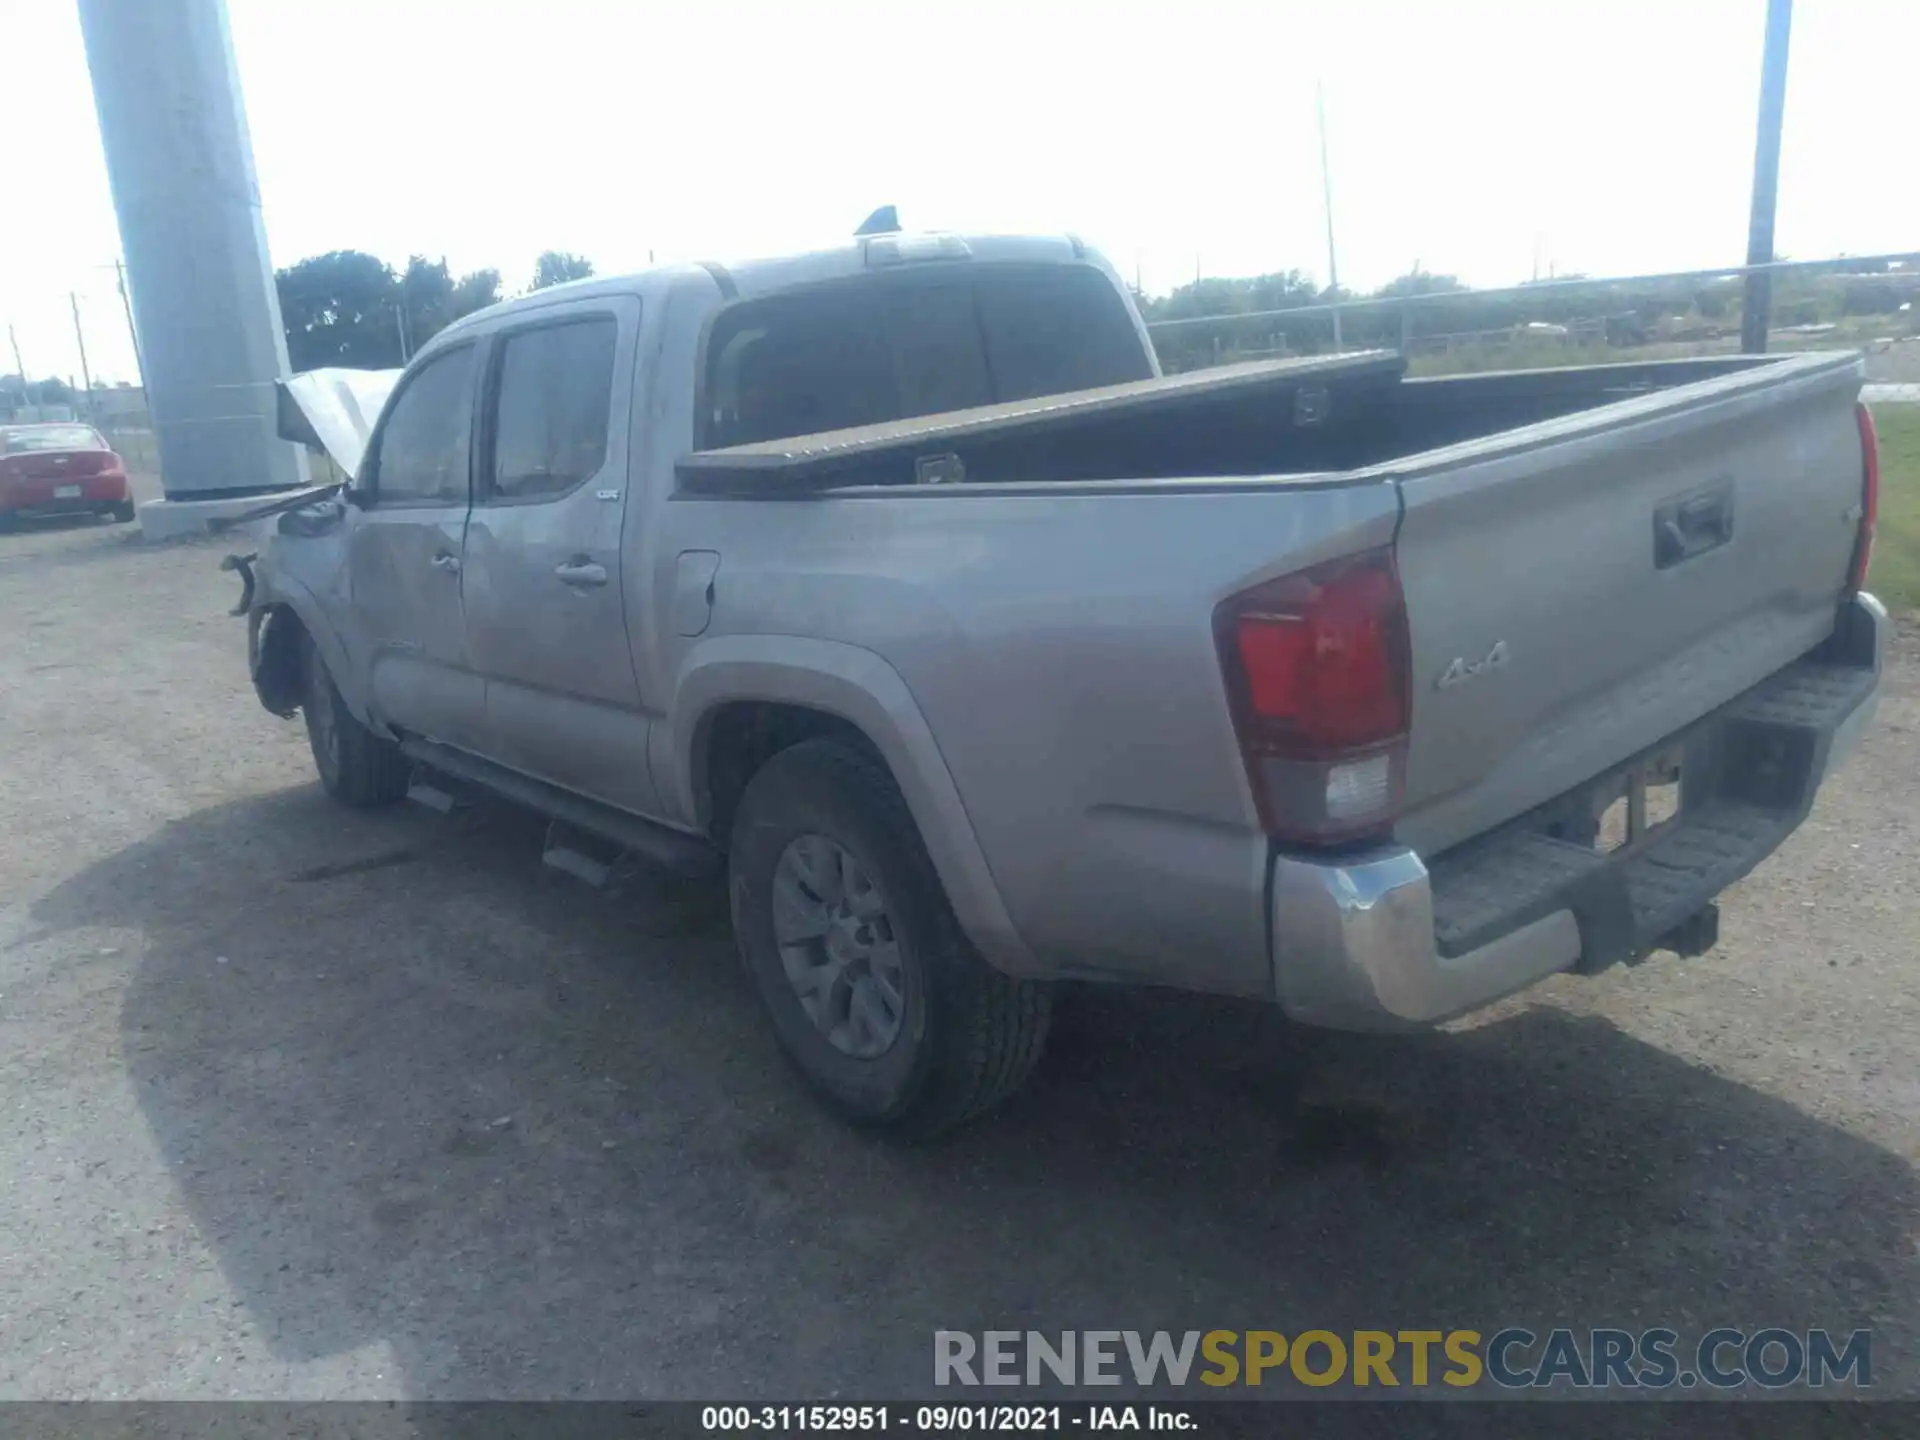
(109, 500), (136, 524)
(301, 634), (410, 807)
(729, 739), (1050, 1138)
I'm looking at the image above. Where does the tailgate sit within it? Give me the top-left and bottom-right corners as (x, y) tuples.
(1391, 352), (1866, 857)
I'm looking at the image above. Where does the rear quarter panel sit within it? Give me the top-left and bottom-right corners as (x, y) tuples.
(658, 480), (1398, 996)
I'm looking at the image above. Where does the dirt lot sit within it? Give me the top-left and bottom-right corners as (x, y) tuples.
(1, 498), (1916, 1401)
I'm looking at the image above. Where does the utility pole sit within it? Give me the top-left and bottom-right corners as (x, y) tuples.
(114, 258), (147, 391)
(70, 293), (97, 417)
(1317, 80), (1343, 351)
(7, 324), (29, 412)
(1741, 0), (1793, 354)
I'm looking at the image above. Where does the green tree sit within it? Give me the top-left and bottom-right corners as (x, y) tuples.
(275, 253), (509, 370)
(450, 267), (503, 319)
(1375, 268), (1467, 299)
(1140, 269), (1319, 325)
(531, 251), (595, 291)
(400, 255), (456, 352)
(1141, 269), (1324, 370)
(1, 374), (75, 409)
(275, 251), (402, 369)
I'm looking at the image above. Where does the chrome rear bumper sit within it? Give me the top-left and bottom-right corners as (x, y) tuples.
(1271, 592), (1886, 1031)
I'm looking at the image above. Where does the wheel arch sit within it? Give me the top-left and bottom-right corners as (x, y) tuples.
(250, 572), (374, 728)
(662, 635), (1040, 977)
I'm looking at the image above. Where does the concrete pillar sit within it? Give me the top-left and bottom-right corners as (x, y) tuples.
(77, 0), (306, 500)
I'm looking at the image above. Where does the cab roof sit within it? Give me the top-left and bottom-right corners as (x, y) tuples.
(436, 233), (1098, 340)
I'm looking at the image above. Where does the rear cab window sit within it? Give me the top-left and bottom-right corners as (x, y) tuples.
(3, 425), (106, 453)
(702, 264), (1151, 449)
(486, 316), (619, 501)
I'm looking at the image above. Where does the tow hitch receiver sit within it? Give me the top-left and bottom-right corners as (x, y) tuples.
(1660, 901), (1720, 958)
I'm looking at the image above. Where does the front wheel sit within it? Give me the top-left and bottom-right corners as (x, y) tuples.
(301, 634), (409, 807)
(729, 739), (1050, 1138)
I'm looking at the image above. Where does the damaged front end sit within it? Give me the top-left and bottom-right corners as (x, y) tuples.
(220, 365), (402, 720)
(224, 499), (355, 719)
(246, 592), (309, 718)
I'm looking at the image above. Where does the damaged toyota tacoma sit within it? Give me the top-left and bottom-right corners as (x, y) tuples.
(229, 229), (1885, 1136)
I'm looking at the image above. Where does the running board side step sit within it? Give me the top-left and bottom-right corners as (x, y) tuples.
(407, 775), (461, 813)
(542, 820), (618, 888)
(398, 738), (721, 880)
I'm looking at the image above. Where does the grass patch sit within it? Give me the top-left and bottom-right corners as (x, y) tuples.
(1405, 338), (1737, 377)
(1870, 404), (1920, 612)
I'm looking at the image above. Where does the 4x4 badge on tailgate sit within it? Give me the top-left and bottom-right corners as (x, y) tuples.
(1437, 639), (1511, 691)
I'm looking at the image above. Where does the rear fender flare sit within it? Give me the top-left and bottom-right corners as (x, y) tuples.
(662, 634), (1039, 977)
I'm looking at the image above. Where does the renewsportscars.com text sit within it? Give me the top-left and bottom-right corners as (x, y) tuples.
(934, 1328), (1872, 1390)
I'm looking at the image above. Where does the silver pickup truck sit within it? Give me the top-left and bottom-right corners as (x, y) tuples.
(234, 230), (1885, 1136)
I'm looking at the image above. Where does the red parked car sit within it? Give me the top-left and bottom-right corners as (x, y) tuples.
(0, 423), (136, 527)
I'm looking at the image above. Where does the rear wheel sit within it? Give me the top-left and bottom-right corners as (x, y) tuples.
(109, 500), (136, 524)
(301, 635), (409, 807)
(728, 739), (1050, 1138)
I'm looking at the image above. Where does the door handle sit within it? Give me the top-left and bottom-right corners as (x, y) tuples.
(430, 552), (462, 574)
(554, 559), (608, 587)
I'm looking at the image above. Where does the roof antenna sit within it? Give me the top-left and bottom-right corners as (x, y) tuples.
(855, 205), (900, 237)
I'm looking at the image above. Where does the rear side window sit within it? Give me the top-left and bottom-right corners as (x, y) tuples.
(882, 278), (995, 419)
(702, 264), (1151, 448)
(704, 289), (895, 447)
(489, 316), (618, 501)
(371, 345), (475, 505)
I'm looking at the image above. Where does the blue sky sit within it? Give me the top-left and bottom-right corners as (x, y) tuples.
(3, 0), (1916, 385)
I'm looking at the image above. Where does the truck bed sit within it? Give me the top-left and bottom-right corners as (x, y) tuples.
(675, 351), (1798, 495)
(671, 347), (1868, 926)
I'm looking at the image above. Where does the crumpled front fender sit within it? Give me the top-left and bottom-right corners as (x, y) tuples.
(234, 518), (371, 728)
(249, 603), (304, 717)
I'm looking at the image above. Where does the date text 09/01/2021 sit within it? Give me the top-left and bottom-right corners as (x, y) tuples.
(701, 1405), (1192, 1432)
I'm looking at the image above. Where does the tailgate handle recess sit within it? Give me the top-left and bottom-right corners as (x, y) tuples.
(1654, 481), (1733, 569)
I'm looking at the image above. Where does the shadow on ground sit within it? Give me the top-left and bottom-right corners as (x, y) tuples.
(26, 787), (1916, 1400)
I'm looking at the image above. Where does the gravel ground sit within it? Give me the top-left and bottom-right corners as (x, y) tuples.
(0, 500), (1916, 1402)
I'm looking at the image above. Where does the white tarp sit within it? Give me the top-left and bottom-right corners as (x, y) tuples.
(274, 366), (403, 479)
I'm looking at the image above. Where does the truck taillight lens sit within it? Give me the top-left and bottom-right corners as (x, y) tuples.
(1215, 547), (1411, 846)
(1851, 401), (1878, 592)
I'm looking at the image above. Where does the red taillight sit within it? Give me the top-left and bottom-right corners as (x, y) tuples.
(1215, 547), (1411, 845)
(1851, 402), (1878, 592)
